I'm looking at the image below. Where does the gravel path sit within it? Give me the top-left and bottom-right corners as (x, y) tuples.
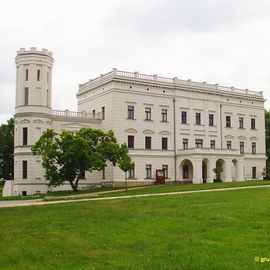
(0, 184), (270, 208)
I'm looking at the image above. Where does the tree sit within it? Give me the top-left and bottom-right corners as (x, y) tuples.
(0, 118), (14, 180)
(213, 165), (223, 182)
(117, 146), (134, 192)
(32, 128), (133, 191)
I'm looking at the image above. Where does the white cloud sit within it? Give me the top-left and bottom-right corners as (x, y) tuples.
(0, 0), (270, 124)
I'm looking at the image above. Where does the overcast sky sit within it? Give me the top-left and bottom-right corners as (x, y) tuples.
(1, 0), (270, 124)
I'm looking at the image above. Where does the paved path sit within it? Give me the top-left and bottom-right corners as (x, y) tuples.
(0, 184), (270, 208)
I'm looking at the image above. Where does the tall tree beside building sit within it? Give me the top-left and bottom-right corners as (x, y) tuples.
(0, 118), (14, 180)
(32, 128), (133, 191)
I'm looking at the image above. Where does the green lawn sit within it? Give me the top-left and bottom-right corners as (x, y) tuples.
(0, 187), (270, 269)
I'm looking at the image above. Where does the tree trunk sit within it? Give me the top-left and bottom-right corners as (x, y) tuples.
(69, 180), (78, 192)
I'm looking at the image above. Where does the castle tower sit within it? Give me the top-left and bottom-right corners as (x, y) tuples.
(13, 47), (54, 196)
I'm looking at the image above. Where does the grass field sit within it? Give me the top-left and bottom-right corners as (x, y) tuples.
(0, 186), (270, 269)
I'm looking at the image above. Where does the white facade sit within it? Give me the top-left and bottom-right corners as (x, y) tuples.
(4, 48), (266, 196)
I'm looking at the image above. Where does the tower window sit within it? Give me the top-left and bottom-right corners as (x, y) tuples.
(195, 113), (201, 125)
(209, 114), (214, 126)
(47, 90), (49, 107)
(37, 69), (40, 81)
(23, 127), (28, 146)
(22, 160), (27, 179)
(102, 106), (105, 120)
(25, 69), (28, 81)
(24, 87), (29, 105)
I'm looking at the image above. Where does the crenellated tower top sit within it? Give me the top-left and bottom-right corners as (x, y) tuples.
(15, 47), (54, 116)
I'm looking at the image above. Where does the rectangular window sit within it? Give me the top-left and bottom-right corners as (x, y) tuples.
(227, 141), (232, 150)
(210, 140), (215, 149)
(195, 139), (203, 148)
(92, 109), (95, 118)
(23, 127), (28, 146)
(22, 160), (27, 179)
(162, 137), (168, 150)
(209, 114), (214, 126)
(240, 142), (244, 154)
(181, 111), (187, 124)
(252, 167), (257, 179)
(102, 168), (105, 179)
(102, 106), (105, 120)
(145, 136), (152, 149)
(161, 109), (167, 122)
(145, 107), (151, 120)
(251, 118), (256, 130)
(195, 113), (201, 125)
(25, 69), (28, 81)
(183, 139), (188, 150)
(128, 135), (134, 149)
(239, 117), (244, 128)
(128, 165), (135, 179)
(145, 164), (152, 179)
(24, 87), (29, 105)
(47, 71), (49, 83)
(183, 165), (189, 179)
(37, 69), (40, 81)
(252, 142), (256, 154)
(162, 165), (168, 179)
(226, 116), (231, 127)
(127, 105), (134, 119)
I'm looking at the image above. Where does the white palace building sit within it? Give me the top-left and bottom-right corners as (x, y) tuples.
(3, 47), (267, 196)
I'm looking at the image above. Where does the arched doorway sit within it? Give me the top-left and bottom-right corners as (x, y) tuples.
(232, 159), (238, 181)
(202, 158), (209, 183)
(180, 159), (193, 182)
(215, 159), (225, 182)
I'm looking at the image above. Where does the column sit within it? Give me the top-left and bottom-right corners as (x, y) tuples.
(192, 158), (203, 184)
(236, 160), (244, 182)
(207, 158), (216, 183)
(223, 159), (233, 182)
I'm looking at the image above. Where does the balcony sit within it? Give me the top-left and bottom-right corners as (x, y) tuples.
(52, 110), (101, 121)
(177, 147), (240, 157)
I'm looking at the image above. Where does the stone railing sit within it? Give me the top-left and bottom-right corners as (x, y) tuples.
(78, 69), (263, 98)
(52, 110), (101, 119)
